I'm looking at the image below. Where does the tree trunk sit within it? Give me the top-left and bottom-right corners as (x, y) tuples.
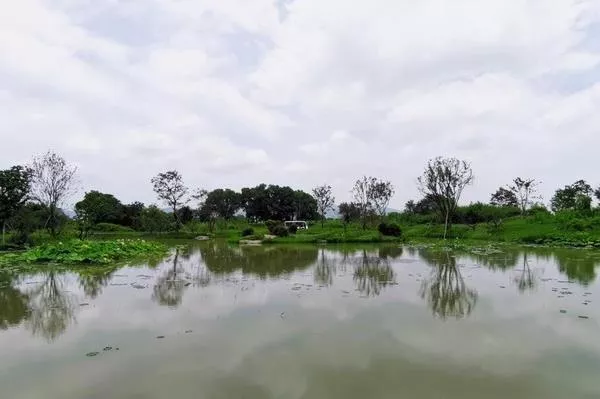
(443, 208), (450, 240)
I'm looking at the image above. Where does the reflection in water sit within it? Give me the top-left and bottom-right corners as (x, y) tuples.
(419, 250), (478, 320)
(353, 250), (396, 297)
(77, 269), (115, 299)
(515, 254), (536, 293)
(0, 273), (30, 330)
(314, 248), (336, 287)
(25, 271), (76, 342)
(152, 248), (189, 308)
(555, 252), (599, 285)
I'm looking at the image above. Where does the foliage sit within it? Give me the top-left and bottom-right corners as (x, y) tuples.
(312, 185), (335, 227)
(0, 239), (167, 265)
(241, 227), (255, 237)
(241, 184), (316, 222)
(352, 176), (393, 229)
(551, 180), (592, 212)
(271, 224), (289, 237)
(75, 191), (123, 225)
(490, 187), (518, 207)
(405, 194), (438, 215)
(176, 206), (195, 225)
(508, 177), (541, 215)
(139, 205), (172, 233)
(92, 223), (135, 232)
(288, 224), (298, 235)
(417, 157), (474, 239)
(0, 165), (32, 245)
(378, 222), (402, 237)
(30, 152), (78, 237)
(151, 170), (188, 229)
(200, 189), (241, 220)
(338, 202), (361, 231)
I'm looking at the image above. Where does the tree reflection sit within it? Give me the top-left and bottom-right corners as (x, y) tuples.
(419, 250), (478, 320)
(77, 269), (115, 299)
(514, 253), (536, 293)
(0, 273), (30, 330)
(152, 248), (189, 308)
(353, 250), (395, 297)
(314, 248), (336, 287)
(378, 246), (404, 260)
(554, 250), (599, 285)
(25, 271), (76, 342)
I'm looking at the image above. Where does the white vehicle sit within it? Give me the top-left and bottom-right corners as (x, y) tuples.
(284, 221), (308, 230)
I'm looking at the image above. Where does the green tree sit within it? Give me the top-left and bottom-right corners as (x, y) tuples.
(490, 187), (519, 207)
(120, 202), (145, 229)
(200, 189), (241, 220)
(352, 176), (376, 229)
(0, 166), (32, 245)
(30, 151), (78, 236)
(294, 190), (318, 220)
(312, 185), (335, 227)
(151, 170), (188, 230)
(74, 191), (123, 225)
(371, 179), (394, 220)
(338, 202), (360, 233)
(417, 157), (474, 239)
(140, 205), (172, 233)
(550, 180), (592, 212)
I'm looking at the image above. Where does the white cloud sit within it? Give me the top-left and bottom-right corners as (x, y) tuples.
(1, 0), (599, 207)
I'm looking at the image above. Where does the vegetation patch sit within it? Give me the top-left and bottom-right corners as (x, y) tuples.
(0, 239), (168, 266)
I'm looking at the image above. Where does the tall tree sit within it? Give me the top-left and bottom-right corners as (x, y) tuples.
(312, 185), (335, 227)
(508, 177), (540, 215)
(550, 180), (592, 212)
(151, 170), (188, 229)
(200, 189), (241, 220)
(30, 151), (78, 236)
(352, 176), (376, 229)
(490, 187), (519, 207)
(0, 166), (32, 245)
(371, 180), (394, 219)
(74, 191), (123, 225)
(294, 190), (318, 221)
(417, 157), (474, 239)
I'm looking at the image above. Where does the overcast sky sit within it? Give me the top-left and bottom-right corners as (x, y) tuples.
(1, 0), (600, 209)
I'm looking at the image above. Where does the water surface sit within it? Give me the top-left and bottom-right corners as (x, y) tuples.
(1, 242), (600, 398)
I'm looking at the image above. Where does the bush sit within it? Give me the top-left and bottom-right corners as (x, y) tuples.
(241, 227), (255, 237)
(93, 223), (135, 232)
(288, 225), (298, 235)
(265, 220), (279, 234)
(271, 224), (289, 237)
(378, 223), (402, 237)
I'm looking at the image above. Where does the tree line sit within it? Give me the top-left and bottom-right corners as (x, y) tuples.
(2, 151), (600, 245)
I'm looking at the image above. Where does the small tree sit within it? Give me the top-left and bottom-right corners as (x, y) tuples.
(312, 185), (335, 228)
(338, 202), (361, 233)
(30, 151), (78, 236)
(151, 170), (188, 230)
(352, 176), (376, 229)
(417, 157), (474, 239)
(0, 166), (32, 245)
(550, 180), (592, 212)
(490, 187), (518, 207)
(371, 180), (394, 220)
(509, 178), (541, 215)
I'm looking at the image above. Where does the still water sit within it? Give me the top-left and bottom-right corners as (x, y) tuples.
(1, 242), (600, 398)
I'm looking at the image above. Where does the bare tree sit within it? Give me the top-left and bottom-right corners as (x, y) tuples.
(30, 151), (78, 236)
(312, 185), (335, 228)
(371, 180), (394, 219)
(509, 177), (541, 215)
(151, 170), (189, 229)
(352, 176), (376, 230)
(417, 157), (474, 239)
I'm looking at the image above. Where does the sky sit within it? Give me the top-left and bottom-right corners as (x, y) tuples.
(1, 0), (600, 210)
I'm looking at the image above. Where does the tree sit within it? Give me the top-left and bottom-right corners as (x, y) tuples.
(338, 202), (361, 233)
(151, 170), (188, 230)
(595, 187), (600, 203)
(176, 206), (194, 225)
(508, 177), (541, 215)
(294, 190), (318, 220)
(30, 151), (78, 237)
(74, 191), (123, 225)
(139, 205), (172, 233)
(352, 176), (376, 229)
(417, 157), (474, 239)
(550, 180), (592, 212)
(490, 187), (519, 207)
(371, 180), (394, 219)
(120, 202), (145, 229)
(200, 189), (241, 220)
(0, 166), (32, 245)
(312, 185), (335, 227)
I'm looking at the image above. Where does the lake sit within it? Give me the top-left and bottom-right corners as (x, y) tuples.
(1, 241), (600, 398)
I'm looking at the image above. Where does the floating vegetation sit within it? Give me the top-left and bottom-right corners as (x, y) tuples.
(0, 239), (168, 267)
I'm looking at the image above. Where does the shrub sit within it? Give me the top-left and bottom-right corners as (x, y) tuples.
(271, 224), (289, 237)
(378, 223), (402, 237)
(288, 225), (298, 235)
(265, 220), (279, 234)
(241, 227), (255, 237)
(93, 223), (135, 232)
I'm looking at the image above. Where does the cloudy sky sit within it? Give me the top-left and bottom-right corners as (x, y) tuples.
(1, 0), (600, 209)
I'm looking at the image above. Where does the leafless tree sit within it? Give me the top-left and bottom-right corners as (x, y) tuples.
(151, 170), (189, 229)
(312, 185), (335, 228)
(509, 177), (541, 215)
(417, 157), (473, 239)
(30, 151), (78, 236)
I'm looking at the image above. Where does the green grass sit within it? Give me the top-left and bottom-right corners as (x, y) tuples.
(0, 239), (169, 266)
